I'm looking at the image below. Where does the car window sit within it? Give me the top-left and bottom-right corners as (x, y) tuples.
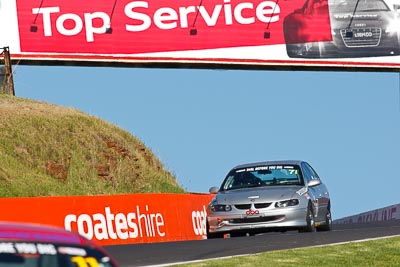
(301, 162), (312, 183)
(303, 0), (329, 15)
(220, 165), (304, 191)
(302, 162), (320, 183)
(306, 163), (320, 180)
(0, 241), (116, 267)
(330, 0), (390, 12)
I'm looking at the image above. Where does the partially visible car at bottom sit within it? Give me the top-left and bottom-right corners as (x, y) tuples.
(207, 160), (331, 238)
(0, 221), (119, 267)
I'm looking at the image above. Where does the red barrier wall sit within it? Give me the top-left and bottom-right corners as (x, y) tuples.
(0, 193), (214, 245)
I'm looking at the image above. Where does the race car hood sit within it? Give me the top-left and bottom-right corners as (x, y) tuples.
(214, 186), (305, 205)
(333, 13), (383, 21)
(331, 10), (398, 27)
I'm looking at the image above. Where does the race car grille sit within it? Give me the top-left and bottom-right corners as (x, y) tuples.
(229, 215), (284, 224)
(340, 28), (381, 47)
(254, 203), (272, 209)
(234, 203), (272, 210)
(235, 204), (252, 210)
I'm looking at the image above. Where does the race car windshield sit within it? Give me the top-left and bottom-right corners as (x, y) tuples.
(0, 241), (116, 267)
(330, 0), (390, 12)
(221, 165), (304, 191)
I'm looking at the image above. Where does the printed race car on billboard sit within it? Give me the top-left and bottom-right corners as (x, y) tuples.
(284, 0), (400, 58)
(0, 0), (399, 70)
(16, 0), (326, 54)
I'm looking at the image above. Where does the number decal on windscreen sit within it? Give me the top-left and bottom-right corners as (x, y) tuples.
(71, 256), (99, 267)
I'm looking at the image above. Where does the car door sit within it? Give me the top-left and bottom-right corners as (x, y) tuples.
(303, 162), (329, 221)
(301, 162), (323, 221)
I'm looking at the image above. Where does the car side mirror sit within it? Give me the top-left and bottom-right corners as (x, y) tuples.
(294, 8), (302, 14)
(308, 179), (321, 187)
(209, 186), (219, 194)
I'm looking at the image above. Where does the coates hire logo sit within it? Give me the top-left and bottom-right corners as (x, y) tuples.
(16, 0), (331, 54)
(64, 205), (208, 241)
(64, 206), (166, 241)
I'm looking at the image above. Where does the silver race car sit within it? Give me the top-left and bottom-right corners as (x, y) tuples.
(207, 160), (331, 238)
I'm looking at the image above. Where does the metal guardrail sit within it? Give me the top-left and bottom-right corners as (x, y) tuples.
(334, 203), (400, 224)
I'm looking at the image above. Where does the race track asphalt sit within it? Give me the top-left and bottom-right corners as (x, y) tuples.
(104, 220), (400, 267)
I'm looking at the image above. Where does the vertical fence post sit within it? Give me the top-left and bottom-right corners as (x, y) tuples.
(0, 65), (4, 94)
(1, 47), (15, 96)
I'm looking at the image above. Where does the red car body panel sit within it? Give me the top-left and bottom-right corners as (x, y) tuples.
(284, 0), (333, 44)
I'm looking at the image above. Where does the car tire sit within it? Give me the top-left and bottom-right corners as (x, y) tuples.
(286, 44), (302, 58)
(207, 232), (224, 239)
(206, 222), (224, 239)
(311, 42), (323, 58)
(299, 203), (316, 233)
(317, 203), (332, 232)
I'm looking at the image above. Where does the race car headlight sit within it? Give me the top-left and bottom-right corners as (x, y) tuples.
(386, 18), (400, 34)
(210, 204), (232, 212)
(275, 199), (299, 208)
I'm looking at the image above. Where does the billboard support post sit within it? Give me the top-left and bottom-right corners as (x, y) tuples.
(1, 47), (15, 96)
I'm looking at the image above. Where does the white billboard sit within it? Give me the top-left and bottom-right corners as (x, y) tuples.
(1, 0), (400, 70)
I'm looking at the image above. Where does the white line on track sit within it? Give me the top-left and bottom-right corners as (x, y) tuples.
(140, 234), (400, 267)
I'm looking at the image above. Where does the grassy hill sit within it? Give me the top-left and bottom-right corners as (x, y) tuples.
(0, 94), (185, 197)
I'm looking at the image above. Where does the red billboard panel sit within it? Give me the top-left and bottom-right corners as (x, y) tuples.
(1, 0), (400, 70)
(17, 0), (329, 54)
(0, 194), (214, 245)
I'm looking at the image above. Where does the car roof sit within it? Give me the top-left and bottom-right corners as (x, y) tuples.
(0, 221), (90, 246)
(0, 221), (120, 266)
(232, 160), (306, 170)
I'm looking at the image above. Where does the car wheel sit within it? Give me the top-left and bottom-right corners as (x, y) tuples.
(230, 232), (247, 238)
(312, 42), (323, 58)
(207, 232), (224, 239)
(299, 203), (316, 233)
(206, 222), (224, 239)
(317, 204), (332, 232)
(286, 44), (303, 58)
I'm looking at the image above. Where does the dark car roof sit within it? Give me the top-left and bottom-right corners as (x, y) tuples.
(0, 221), (90, 246)
(232, 160), (305, 170)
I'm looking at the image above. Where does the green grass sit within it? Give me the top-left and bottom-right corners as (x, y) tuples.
(0, 94), (185, 197)
(175, 236), (400, 266)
